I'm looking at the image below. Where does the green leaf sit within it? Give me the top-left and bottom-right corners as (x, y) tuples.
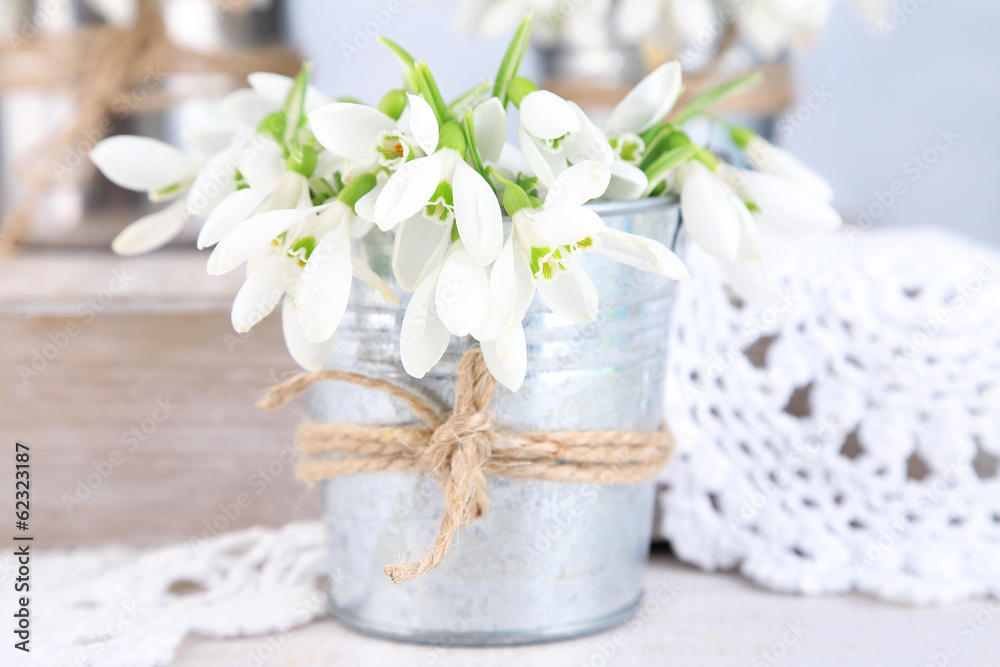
(640, 128), (690, 171)
(283, 64), (312, 148)
(377, 36), (419, 92)
(462, 112), (486, 177)
(642, 143), (700, 193)
(493, 14), (534, 105)
(672, 71), (764, 126)
(416, 62), (450, 125)
(448, 79), (494, 116)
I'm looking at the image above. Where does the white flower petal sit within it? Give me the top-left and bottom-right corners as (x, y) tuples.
(481, 324), (527, 392)
(406, 94), (440, 155)
(745, 136), (835, 203)
(186, 147), (237, 217)
(400, 267), (452, 379)
(265, 172), (311, 212)
(373, 152), (447, 230)
(231, 255), (293, 333)
(294, 218), (353, 343)
(453, 160), (503, 265)
(739, 170), (842, 236)
(282, 297), (336, 371)
(537, 256), (599, 323)
(732, 192), (763, 262)
(91, 136), (200, 193)
(603, 159), (649, 200)
(544, 160), (611, 209)
(110, 199), (188, 257)
(565, 103), (615, 166)
(218, 88), (278, 126)
(473, 97), (507, 163)
(520, 90), (580, 140)
(531, 206), (605, 246)
(518, 126), (559, 185)
(353, 177), (386, 223)
(490, 231), (536, 326)
(207, 205), (325, 275)
(197, 187), (270, 249)
(237, 137), (285, 190)
(434, 242), (490, 337)
(594, 228), (690, 279)
(181, 123), (238, 157)
(247, 72), (331, 113)
(392, 215), (452, 293)
(679, 161), (742, 260)
(605, 61), (682, 135)
(308, 102), (396, 159)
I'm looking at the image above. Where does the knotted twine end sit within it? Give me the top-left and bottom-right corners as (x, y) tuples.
(258, 348), (674, 585)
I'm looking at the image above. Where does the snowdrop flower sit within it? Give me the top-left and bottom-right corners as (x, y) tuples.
(731, 126), (834, 203)
(90, 134), (234, 257)
(518, 89), (614, 187)
(602, 61), (684, 200)
(678, 159), (759, 261)
(224, 174), (393, 370)
(309, 92), (434, 178)
(717, 163), (843, 238)
(374, 113), (503, 267)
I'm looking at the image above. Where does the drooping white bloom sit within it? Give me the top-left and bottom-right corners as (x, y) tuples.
(518, 90), (614, 187)
(716, 163), (843, 237)
(373, 111), (503, 267)
(309, 94), (432, 177)
(601, 61), (684, 199)
(735, 131), (834, 203)
(678, 160), (749, 261)
(90, 135), (219, 256)
(615, 0), (716, 60)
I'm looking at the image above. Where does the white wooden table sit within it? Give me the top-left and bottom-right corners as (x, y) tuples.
(174, 548), (1000, 666)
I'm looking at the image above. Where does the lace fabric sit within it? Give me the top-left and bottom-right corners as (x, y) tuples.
(659, 227), (1000, 604)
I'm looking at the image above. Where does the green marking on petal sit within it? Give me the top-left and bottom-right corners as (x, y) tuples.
(290, 235), (317, 262)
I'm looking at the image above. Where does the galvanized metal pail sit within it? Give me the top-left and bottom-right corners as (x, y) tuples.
(308, 197), (682, 645)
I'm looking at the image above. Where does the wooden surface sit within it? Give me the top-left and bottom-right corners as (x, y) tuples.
(0, 249), (319, 548)
(174, 547), (1000, 666)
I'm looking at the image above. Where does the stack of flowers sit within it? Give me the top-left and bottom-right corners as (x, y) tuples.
(90, 15), (840, 391)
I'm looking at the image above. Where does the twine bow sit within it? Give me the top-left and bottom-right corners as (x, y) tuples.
(258, 348), (674, 584)
(0, 0), (301, 252)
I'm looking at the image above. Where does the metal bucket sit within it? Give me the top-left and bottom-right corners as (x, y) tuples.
(308, 197), (682, 645)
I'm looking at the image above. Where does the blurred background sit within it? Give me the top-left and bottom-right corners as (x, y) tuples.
(1, 0), (998, 550)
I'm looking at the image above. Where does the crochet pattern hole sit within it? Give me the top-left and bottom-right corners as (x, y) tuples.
(783, 383), (813, 418)
(167, 580), (207, 596)
(973, 446), (999, 480)
(840, 429), (864, 460)
(744, 335), (777, 369)
(907, 453), (931, 481)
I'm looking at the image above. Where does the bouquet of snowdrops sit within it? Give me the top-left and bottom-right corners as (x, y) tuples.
(90, 15), (840, 391)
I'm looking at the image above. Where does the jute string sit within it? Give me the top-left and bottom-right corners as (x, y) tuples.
(0, 0), (301, 253)
(257, 348), (675, 584)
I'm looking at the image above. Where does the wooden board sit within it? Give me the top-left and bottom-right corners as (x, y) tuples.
(0, 249), (320, 548)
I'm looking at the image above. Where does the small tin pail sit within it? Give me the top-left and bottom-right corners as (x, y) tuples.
(309, 197), (682, 645)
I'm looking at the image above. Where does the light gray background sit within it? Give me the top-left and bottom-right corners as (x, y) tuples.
(287, 0), (999, 247)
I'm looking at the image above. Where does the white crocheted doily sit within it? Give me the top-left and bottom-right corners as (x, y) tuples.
(659, 226), (1000, 604)
(8, 522), (327, 667)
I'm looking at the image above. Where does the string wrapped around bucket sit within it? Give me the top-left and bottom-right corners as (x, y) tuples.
(258, 347), (675, 584)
